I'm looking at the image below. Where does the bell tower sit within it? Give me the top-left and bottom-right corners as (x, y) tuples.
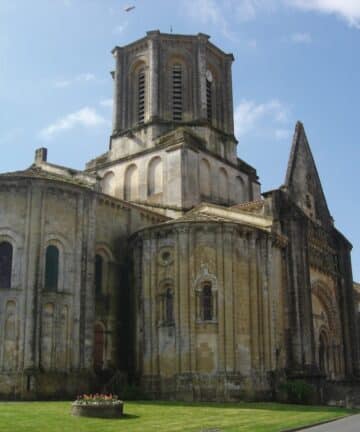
(110, 30), (236, 162)
(86, 31), (260, 216)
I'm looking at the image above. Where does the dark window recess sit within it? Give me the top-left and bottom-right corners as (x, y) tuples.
(202, 283), (213, 321)
(165, 287), (174, 323)
(45, 245), (59, 291)
(95, 254), (103, 295)
(173, 64), (182, 121)
(206, 79), (212, 122)
(138, 69), (145, 124)
(0, 241), (12, 289)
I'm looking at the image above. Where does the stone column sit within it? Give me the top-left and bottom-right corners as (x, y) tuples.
(81, 194), (97, 370)
(23, 187), (44, 370)
(142, 232), (152, 376)
(147, 30), (160, 122)
(197, 33), (209, 121)
(224, 226), (235, 372)
(249, 234), (260, 369)
(216, 225), (225, 372)
(112, 47), (124, 134)
(177, 226), (191, 373)
(224, 56), (234, 136)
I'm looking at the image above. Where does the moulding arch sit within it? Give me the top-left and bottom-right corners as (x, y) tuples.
(95, 244), (115, 262)
(147, 156), (163, 197)
(43, 234), (70, 293)
(311, 280), (340, 335)
(164, 52), (194, 121)
(128, 57), (148, 76)
(128, 58), (148, 127)
(0, 229), (23, 290)
(101, 171), (116, 196)
(124, 163), (139, 201)
(158, 278), (175, 292)
(0, 228), (22, 247)
(194, 265), (218, 292)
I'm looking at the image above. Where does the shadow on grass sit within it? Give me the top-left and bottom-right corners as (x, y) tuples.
(128, 400), (357, 414)
(119, 413), (140, 420)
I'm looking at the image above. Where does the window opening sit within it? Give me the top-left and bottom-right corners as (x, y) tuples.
(173, 64), (182, 121)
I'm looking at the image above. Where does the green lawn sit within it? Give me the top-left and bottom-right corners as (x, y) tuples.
(0, 401), (354, 432)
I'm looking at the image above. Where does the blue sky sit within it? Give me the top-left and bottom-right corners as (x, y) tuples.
(1, 0), (360, 278)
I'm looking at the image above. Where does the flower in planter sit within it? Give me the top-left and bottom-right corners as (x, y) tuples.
(74, 393), (122, 405)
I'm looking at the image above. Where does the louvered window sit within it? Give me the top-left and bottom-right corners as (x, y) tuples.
(206, 78), (212, 122)
(138, 69), (145, 124)
(172, 64), (182, 121)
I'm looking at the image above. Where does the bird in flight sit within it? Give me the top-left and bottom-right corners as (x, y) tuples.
(124, 5), (135, 12)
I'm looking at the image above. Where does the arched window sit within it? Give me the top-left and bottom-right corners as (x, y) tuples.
(102, 171), (115, 196)
(0, 241), (13, 289)
(202, 283), (213, 321)
(45, 245), (59, 291)
(165, 287), (174, 324)
(236, 176), (246, 203)
(94, 322), (105, 370)
(95, 254), (103, 296)
(200, 159), (211, 198)
(148, 157), (163, 197)
(172, 63), (183, 121)
(138, 68), (146, 124)
(124, 164), (139, 201)
(219, 168), (229, 204)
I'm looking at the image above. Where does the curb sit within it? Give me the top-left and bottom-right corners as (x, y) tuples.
(281, 415), (350, 432)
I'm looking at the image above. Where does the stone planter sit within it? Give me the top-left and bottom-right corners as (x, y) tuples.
(71, 401), (124, 418)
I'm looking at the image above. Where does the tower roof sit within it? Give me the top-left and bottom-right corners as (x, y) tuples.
(285, 121), (333, 226)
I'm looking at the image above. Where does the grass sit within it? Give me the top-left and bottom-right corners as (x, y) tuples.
(0, 400), (355, 432)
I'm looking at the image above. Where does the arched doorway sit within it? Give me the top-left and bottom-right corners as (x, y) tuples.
(319, 331), (329, 374)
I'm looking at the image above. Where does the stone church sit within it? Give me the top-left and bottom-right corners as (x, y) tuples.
(0, 31), (359, 401)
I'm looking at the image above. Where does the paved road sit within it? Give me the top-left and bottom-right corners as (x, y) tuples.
(298, 414), (360, 431)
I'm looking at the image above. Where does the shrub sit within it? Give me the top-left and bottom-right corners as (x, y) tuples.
(279, 380), (315, 404)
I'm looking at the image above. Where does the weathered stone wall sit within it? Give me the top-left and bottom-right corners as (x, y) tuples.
(95, 135), (258, 214)
(131, 221), (287, 401)
(0, 176), (166, 399)
(263, 188), (359, 384)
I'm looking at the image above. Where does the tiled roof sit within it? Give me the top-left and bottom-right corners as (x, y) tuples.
(0, 165), (95, 189)
(231, 200), (264, 213)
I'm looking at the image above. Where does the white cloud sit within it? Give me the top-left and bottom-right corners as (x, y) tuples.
(184, 0), (360, 30)
(184, 0), (237, 40)
(100, 99), (113, 108)
(275, 128), (292, 140)
(54, 73), (96, 88)
(235, 0), (277, 21)
(291, 32), (312, 43)
(39, 107), (106, 140)
(234, 99), (290, 140)
(287, 0), (360, 28)
(113, 23), (128, 35)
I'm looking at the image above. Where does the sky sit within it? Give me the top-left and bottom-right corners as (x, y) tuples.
(1, 0), (360, 278)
